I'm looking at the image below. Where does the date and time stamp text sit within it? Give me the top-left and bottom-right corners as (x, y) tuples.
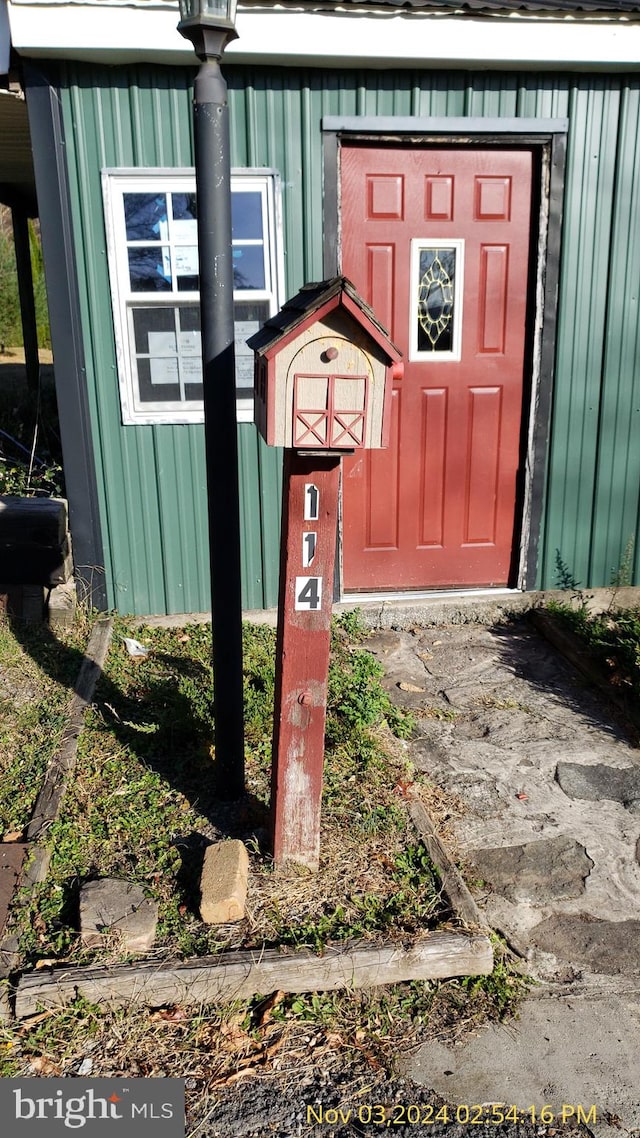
(306, 1103), (599, 1128)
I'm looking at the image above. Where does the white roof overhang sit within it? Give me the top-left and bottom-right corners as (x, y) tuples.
(3, 0), (640, 70)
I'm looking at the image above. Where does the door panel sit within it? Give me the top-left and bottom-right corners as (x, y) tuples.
(340, 144), (533, 591)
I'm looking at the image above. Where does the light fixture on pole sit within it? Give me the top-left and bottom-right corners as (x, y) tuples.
(178, 0), (245, 801)
(178, 0), (238, 59)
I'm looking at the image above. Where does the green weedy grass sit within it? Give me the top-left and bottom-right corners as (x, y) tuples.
(549, 543), (640, 703)
(546, 600), (640, 703)
(4, 611), (427, 965)
(0, 618), (84, 834)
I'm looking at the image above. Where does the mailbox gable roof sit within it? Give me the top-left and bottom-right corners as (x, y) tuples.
(247, 276), (402, 363)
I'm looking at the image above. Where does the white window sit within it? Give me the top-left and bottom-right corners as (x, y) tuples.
(102, 169), (284, 425)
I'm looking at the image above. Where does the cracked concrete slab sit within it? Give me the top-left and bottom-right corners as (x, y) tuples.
(401, 991), (640, 1137)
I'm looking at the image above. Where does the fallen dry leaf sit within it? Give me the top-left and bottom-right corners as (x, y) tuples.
(398, 681), (425, 693)
(19, 1010), (57, 1029)
(254, 990), (285, 1027)
(28, 1055), (61, 1076)
(216, 1066), (261, 1087)
(150, 1006), (188, 1023)
(2, 831), (23, 843)
(218, 1022), (251, 1051)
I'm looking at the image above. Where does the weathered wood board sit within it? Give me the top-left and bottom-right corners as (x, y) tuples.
(23, 617), (114, 871)
(0, 844), (26, 938)
(15, 931), (493, 1017)
(530, 608), (640, 740)
(408, 794), (488, 931)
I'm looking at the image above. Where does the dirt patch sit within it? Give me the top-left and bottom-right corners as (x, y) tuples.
(0, 347), (53, 366)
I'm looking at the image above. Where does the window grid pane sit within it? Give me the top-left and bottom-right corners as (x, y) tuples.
(106, 172), (281, 422)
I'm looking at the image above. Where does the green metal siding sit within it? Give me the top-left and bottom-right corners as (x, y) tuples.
(56, 63), (640, 613)
(59, 63), (284, 613)
(541, 80), (623, 588)
(588, 81), (640, 588)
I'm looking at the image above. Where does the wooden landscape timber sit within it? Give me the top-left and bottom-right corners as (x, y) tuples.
(22, 616), (114, 884)
(14, 931), (493, 1018)
(407, 793), (488, 931)
(530, 608), (640, 742)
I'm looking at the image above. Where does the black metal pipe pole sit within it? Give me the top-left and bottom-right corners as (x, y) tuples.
(193, 56), (245, 799)
(12, 209), (40, 396)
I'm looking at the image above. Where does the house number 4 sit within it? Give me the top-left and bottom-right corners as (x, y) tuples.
(295, 576), (322, 610)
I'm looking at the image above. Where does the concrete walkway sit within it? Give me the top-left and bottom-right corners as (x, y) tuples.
(363, 615), (640, 1138)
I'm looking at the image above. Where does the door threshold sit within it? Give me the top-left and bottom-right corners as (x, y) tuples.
(339, 586), (522, 604)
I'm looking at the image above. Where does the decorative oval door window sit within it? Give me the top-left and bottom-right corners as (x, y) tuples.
(409, 239), (464, 361)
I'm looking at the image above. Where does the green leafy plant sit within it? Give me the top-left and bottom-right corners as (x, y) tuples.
(458, 934), (531, 1019)
(607, 535), (636, 612)
(553, 549), (582, 592)
(0, 458), (64, 497)
(327, 627), (415, 744)
(610, 536), (635, 590)
(546, 594), (640, 706)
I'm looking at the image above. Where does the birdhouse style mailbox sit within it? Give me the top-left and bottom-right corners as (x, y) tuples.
(247, 278), (402, 872)
(248, 276), (402, 451)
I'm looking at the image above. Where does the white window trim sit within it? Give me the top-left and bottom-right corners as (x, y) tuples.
(102, 167), (285, 425)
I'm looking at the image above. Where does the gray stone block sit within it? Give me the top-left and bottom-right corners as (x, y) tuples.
(468, 835), (594, 903)
(556, 761), (640, 805)
(47, 580), (77, 628)
(79, 878), (158, 953)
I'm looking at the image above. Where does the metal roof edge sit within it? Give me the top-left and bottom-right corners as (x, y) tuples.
(323, 115), (570, 132)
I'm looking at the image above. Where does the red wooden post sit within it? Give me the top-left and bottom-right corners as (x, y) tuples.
(271, 449), (341, 871)
(248, 279), (402, 870)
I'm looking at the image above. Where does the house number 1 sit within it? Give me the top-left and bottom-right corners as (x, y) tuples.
(304, 484), (319, 520)
(302, 532), (317, 567)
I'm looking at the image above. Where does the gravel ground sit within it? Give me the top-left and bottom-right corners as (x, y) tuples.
(187, 1062), (589, 1138)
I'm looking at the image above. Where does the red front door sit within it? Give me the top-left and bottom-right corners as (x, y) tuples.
(340, 144), (533, 591)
